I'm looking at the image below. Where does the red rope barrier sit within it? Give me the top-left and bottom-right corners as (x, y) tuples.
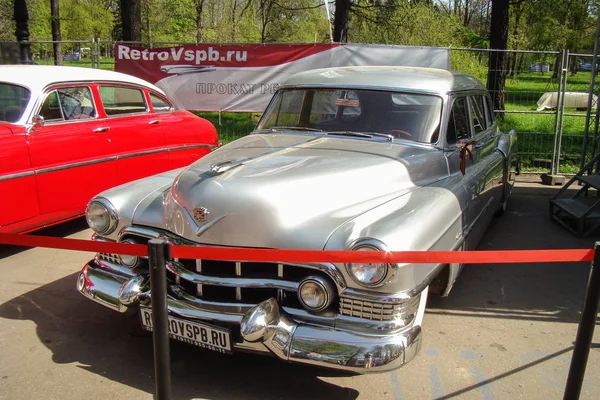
(0, 232), (594, 264)
(0, 232), (147, 256)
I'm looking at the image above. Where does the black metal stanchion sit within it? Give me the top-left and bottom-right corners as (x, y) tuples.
(564, 242), (600, 400)
(148, 239), (173, 400)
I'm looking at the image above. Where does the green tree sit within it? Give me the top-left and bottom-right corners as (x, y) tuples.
(0, 0), (16, 41)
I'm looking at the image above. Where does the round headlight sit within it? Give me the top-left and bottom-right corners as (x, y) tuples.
(348, 260), (388, 286)
(86, 199), (118, 235)
(298, 276), (335, 312)
(346, 239), (393, 287)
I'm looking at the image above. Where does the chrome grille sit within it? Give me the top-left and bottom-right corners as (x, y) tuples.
(339, 296), (420, 322)
(98, 253), (120, 264)
(169, 259), (333, 310)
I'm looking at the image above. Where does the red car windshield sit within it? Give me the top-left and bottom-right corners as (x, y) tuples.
(0, 83), (31, 123)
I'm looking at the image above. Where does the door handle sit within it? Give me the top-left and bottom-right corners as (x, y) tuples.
(93, 127), (110, 133)
(474, 142), (485, 149)
(149, 119), (161, 125)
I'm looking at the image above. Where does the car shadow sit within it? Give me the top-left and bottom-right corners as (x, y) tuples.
(426, 183), (598, 325)
(0, 217), (89, 259)
(0, 272), (358, 400)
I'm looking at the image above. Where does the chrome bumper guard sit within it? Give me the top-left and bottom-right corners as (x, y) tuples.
(77, 262), (422, 373)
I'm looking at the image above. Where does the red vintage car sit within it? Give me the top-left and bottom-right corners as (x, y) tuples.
(0, 65), (219, 234)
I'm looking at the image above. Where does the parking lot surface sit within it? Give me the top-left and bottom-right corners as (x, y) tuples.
(1, 181), (599, 399)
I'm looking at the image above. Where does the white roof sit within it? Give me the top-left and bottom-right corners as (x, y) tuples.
(0, 65), (164, 95)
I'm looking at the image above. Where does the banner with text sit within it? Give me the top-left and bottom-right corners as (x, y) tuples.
(115, 43), (450, 112)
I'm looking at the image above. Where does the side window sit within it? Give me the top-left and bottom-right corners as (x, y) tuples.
(99, 86), (147, 116)
(446, 97), (470, 144)
(469, 95), (487, 134)
(39, 86), (95, 122)
(484, 95), (495, 127)
(150, 93), (172, 112)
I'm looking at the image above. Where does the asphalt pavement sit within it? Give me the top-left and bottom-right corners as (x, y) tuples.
(0, 180), (599, 399)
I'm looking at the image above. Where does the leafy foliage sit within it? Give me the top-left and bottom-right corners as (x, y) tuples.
(2, 0), (596, 57)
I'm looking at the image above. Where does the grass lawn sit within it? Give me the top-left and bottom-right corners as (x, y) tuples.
(194, 112), (259, 144)
(490, 71), (591, 173)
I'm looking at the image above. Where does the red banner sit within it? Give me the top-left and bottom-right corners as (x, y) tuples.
(116, 43), (338, 86)
(114, 43), (450, 112)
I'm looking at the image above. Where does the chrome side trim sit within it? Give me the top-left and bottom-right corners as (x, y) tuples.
(36, 156), (115, 175)
(0, 170), (35, 182)
(118, 144), (217, 160)
(32, 144), (216, 176)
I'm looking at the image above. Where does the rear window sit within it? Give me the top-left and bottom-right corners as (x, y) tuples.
(99, 86), (147, 116)
(0, 83), (31, 123)
(150, 93), (172, 112)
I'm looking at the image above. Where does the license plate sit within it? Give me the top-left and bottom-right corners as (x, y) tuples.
(140, 308), (232, 354)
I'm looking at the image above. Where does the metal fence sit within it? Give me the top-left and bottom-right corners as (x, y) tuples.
(450, 48), (592, 175)
(4, 39), (596, 175)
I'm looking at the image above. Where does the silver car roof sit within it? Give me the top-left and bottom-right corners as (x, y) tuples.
(280, 66), (486, 94)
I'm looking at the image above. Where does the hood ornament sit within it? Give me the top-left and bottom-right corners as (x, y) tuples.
(192, 207), (210, 224)
(210, 160), (239, 174)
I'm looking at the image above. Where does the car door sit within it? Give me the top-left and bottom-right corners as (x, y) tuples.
(0, 123), (40, 230)
(147, 91), (217, 169)
(444, 95), (487, 250)
(468, 94), (504, 220)
(96, 85), (169, 184)
(0, 83), (39, 231)
(27, 84), (117, 215)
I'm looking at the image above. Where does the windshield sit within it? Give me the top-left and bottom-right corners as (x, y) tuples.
(0, 83), (31, 123)
(257, 88), (443, 144)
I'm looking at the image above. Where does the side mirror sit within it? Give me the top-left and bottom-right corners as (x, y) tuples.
(32, 115), (45, 129)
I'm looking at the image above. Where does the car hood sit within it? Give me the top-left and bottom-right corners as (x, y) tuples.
(141, 133), (448, 249)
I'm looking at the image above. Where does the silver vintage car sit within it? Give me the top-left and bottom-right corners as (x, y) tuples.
(77, 66), (517, 373)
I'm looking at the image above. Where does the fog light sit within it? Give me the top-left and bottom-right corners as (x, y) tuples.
(118, 239), (141, 267)
(119, 254), (138, 267)
(298, 276), (335, 312)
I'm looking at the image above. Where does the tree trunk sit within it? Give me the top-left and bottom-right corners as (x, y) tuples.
(120, 0), (142, 42)
(231, 0), (238, 42)
(333, 0), (349, 43)
(50, 0), (62, 65)
(195, 0), (205, 43)
(509, 3), (522, 79)
(486, 0), (509, 118)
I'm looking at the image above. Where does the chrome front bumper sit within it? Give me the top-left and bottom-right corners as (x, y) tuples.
(77, 262), (423, 373)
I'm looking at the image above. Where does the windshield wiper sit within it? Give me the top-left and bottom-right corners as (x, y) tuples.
(269, 126), (323, 132)
(327, 131), (394, 141)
